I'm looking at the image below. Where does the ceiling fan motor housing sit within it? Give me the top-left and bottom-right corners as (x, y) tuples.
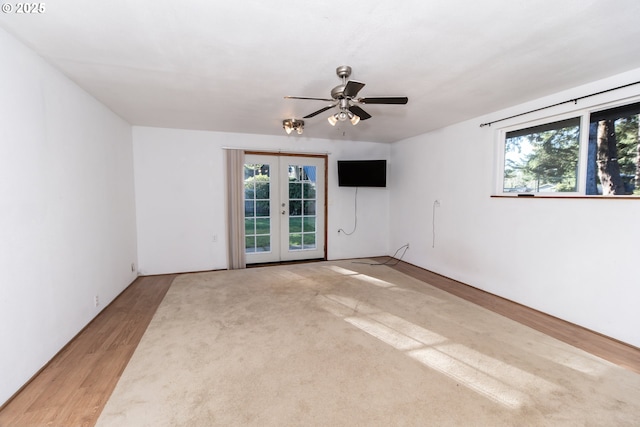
(336, 65), (352, 79)
(331, 65), (352, 99)
(331, 85), (346, 99)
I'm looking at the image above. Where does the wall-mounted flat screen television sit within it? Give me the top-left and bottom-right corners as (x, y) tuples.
(337, 160), (387, 187)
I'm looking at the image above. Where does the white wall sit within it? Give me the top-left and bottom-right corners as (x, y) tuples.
(390, 68), (640, 347)
(0, 29), (137, 406)
(133, 127), (390, 274)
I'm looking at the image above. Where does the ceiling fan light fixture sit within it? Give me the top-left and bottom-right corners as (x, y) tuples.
(338, 111), (348, 121)
(283, 119), (304, 135)
(328, 114), (338, 126)
(348, 112), (360, 125)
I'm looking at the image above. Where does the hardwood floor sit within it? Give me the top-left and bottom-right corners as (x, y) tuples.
(0, 274), (176, 427)
(1, 260), (639, 427)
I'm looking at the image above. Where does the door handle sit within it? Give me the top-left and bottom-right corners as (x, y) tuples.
(281, 210), (286, 215)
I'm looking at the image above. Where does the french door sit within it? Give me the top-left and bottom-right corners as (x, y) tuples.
(244, 154), (326, 264)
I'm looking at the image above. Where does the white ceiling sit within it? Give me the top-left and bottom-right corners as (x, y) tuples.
(2, 0), (640, 143)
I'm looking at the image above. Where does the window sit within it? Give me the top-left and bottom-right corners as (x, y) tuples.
(586, 102), (640, 195)
(503, 118), (581, 193)
(499, 100), (640, 196)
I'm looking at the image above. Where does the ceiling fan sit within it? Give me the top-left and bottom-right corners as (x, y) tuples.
(285, 65), (408, 126)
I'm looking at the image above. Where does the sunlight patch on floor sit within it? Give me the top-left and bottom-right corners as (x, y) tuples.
(387, 286), (445, 304)
(345, 317), (424, 351)
(351, 274), (395, 288)
(273, 270), (308, 282)
(407, 348), (527, 408)
(533, 341), (611, 376)
(324, 266), (359, 276)
(323, 294), (380, 315)
(436, 344), (560, 395)
(328, 267), (446, 305)
(368, 312), (447, 346)
(317, 292), (567, 409)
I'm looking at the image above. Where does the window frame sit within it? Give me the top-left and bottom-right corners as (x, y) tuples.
(494, 95), (640, 197)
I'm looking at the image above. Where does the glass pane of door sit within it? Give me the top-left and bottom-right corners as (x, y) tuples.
(287, 164), (317, 251)
(244, 163), (271, 253)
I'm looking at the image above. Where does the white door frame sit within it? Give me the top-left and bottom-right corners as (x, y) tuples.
(244, 153), (327, 264)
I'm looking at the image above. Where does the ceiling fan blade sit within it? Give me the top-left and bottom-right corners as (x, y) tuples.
(349, 105), (372, 120)
(343, 81), (366, 98)
(303, 104), (336, 119)
(285, 96), (334, 102)
(359, 97), (408, 105)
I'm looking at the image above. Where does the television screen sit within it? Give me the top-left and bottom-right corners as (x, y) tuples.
(337, 160), (387, 187)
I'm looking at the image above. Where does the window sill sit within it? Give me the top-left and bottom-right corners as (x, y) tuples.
(491, 194), (640, 200)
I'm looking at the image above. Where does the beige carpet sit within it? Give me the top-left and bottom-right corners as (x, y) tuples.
(96, 260), (640, 426)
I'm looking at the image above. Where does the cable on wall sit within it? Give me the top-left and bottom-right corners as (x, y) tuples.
(353, 243), (410, 266)
(479, 80), (640, 128)
(338, 187), (358, 235)
(377, 244), (410, 266)
(432, 199), (440, 248)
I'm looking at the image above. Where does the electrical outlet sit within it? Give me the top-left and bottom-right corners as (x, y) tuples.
(212, 234), (218, 243)
(94, 295), (99, 307)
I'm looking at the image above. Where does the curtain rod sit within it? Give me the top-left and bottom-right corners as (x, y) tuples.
(479, 80), (640, 128)
(221, 147), (331, 155)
